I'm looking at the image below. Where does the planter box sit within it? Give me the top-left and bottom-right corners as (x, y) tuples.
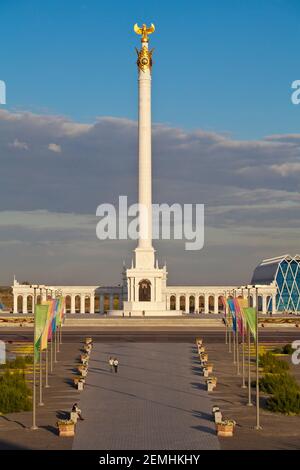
(58, 422), (75, 437)
(216, 423), (234, 437)
(77, 381), (84, 391)
(207, 382), (215, 392)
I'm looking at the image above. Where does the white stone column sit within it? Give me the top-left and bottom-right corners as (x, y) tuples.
(22, 296), (27, 314)
(90, 295), (95, 314)
(176, 295), (180, 311)
(109, 294), (114, 311)
(99, 295), (104, 313)
(262, 295), (267, 315)
(214, 295), (219, 314)
(252, 292), (256, 308)
(80, 295), (85, 314)
(272, 293), (276, 314)
(137, 45), (152, 251)
(71, 295), (75, 314)
(13, 294), (18, 314)
(204, 295), (209, 314)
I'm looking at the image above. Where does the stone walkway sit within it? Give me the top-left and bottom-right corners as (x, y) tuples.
(72, 342), (220, 450)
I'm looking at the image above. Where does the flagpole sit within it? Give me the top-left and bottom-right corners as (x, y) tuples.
(45, 346), (50, 388)
(247, 288), (253, 406)
(31, 285), (38, 430)
(38, 346), (44, 406)
(233, 329), (236, 364)
(50, 338), (53, 372)
(228, 318), (231, 352)
(236, 326), (240, 375)
(241, 327), (246, 387)
(54, 328), (57, 363)
(255, 286), (262, 429)
(224, 291), (228, 345)
(57, 327), (60, 353)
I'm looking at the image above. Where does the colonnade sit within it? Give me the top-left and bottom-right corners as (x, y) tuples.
(165, 292), (277, 314)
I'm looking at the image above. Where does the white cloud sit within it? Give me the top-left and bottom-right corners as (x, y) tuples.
(270, 162), (300, 177)
(8, 138), (28, 150)
(48, 143), (61, 153)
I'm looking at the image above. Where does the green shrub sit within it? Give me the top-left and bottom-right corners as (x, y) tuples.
(0, 355), (33, 370)
(282, 344), (294, 355)
(260, 373), (299, 395)
(267, 388), (300, 415)
(0, 371), (32, 414)
(259, 352), (289, 373)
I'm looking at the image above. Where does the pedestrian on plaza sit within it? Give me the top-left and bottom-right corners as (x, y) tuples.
(109, 357), (114, 373)
(113, 357), (119, 373)
(72, 403), (84, 420)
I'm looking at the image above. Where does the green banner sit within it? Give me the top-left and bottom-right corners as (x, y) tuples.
(34, 304), (49, 360)
(243, 307), (257, 341)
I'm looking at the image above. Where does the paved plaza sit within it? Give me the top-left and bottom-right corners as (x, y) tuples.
(72, 342), (220, 450)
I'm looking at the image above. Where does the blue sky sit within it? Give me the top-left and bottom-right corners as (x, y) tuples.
(0, 0), (300, 286)
(1, 0), (299, 139)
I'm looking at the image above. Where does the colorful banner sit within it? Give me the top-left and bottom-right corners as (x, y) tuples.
(243, 307), (257, 341)
(221, 296), (227, 317)
(40, 302), (51, 350)
(227, 298), (236, 332)
(47, 299), (56, 341)
(34, 304), (49, 360)
(233, 298), (246, 336)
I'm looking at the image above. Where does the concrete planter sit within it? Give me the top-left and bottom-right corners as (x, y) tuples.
(57, 421), (75, 437)
(207, 382), (215, 392)
(77, 381), (84, 391)
(216, 422), (234, 437)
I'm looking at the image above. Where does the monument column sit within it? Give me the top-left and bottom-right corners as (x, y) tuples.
(134, 23), (155, 269)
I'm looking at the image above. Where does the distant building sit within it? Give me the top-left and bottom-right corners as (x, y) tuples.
(251, 254), (300, 313)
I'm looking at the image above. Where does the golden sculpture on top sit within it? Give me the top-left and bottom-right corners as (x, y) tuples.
(134, 23), (155, 43)
(134, 23), (155, 73)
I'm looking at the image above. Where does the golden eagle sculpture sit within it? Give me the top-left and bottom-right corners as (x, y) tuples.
(134, 23), (155, 43)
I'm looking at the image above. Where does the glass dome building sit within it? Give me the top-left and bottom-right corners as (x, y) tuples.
(251, 254), (300, 313)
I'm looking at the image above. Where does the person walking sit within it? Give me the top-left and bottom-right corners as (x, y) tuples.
(113, 358), (119, 374)
(109, 357), (114, 373)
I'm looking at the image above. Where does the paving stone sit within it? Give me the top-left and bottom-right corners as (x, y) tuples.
(73, 342), (220, 450)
